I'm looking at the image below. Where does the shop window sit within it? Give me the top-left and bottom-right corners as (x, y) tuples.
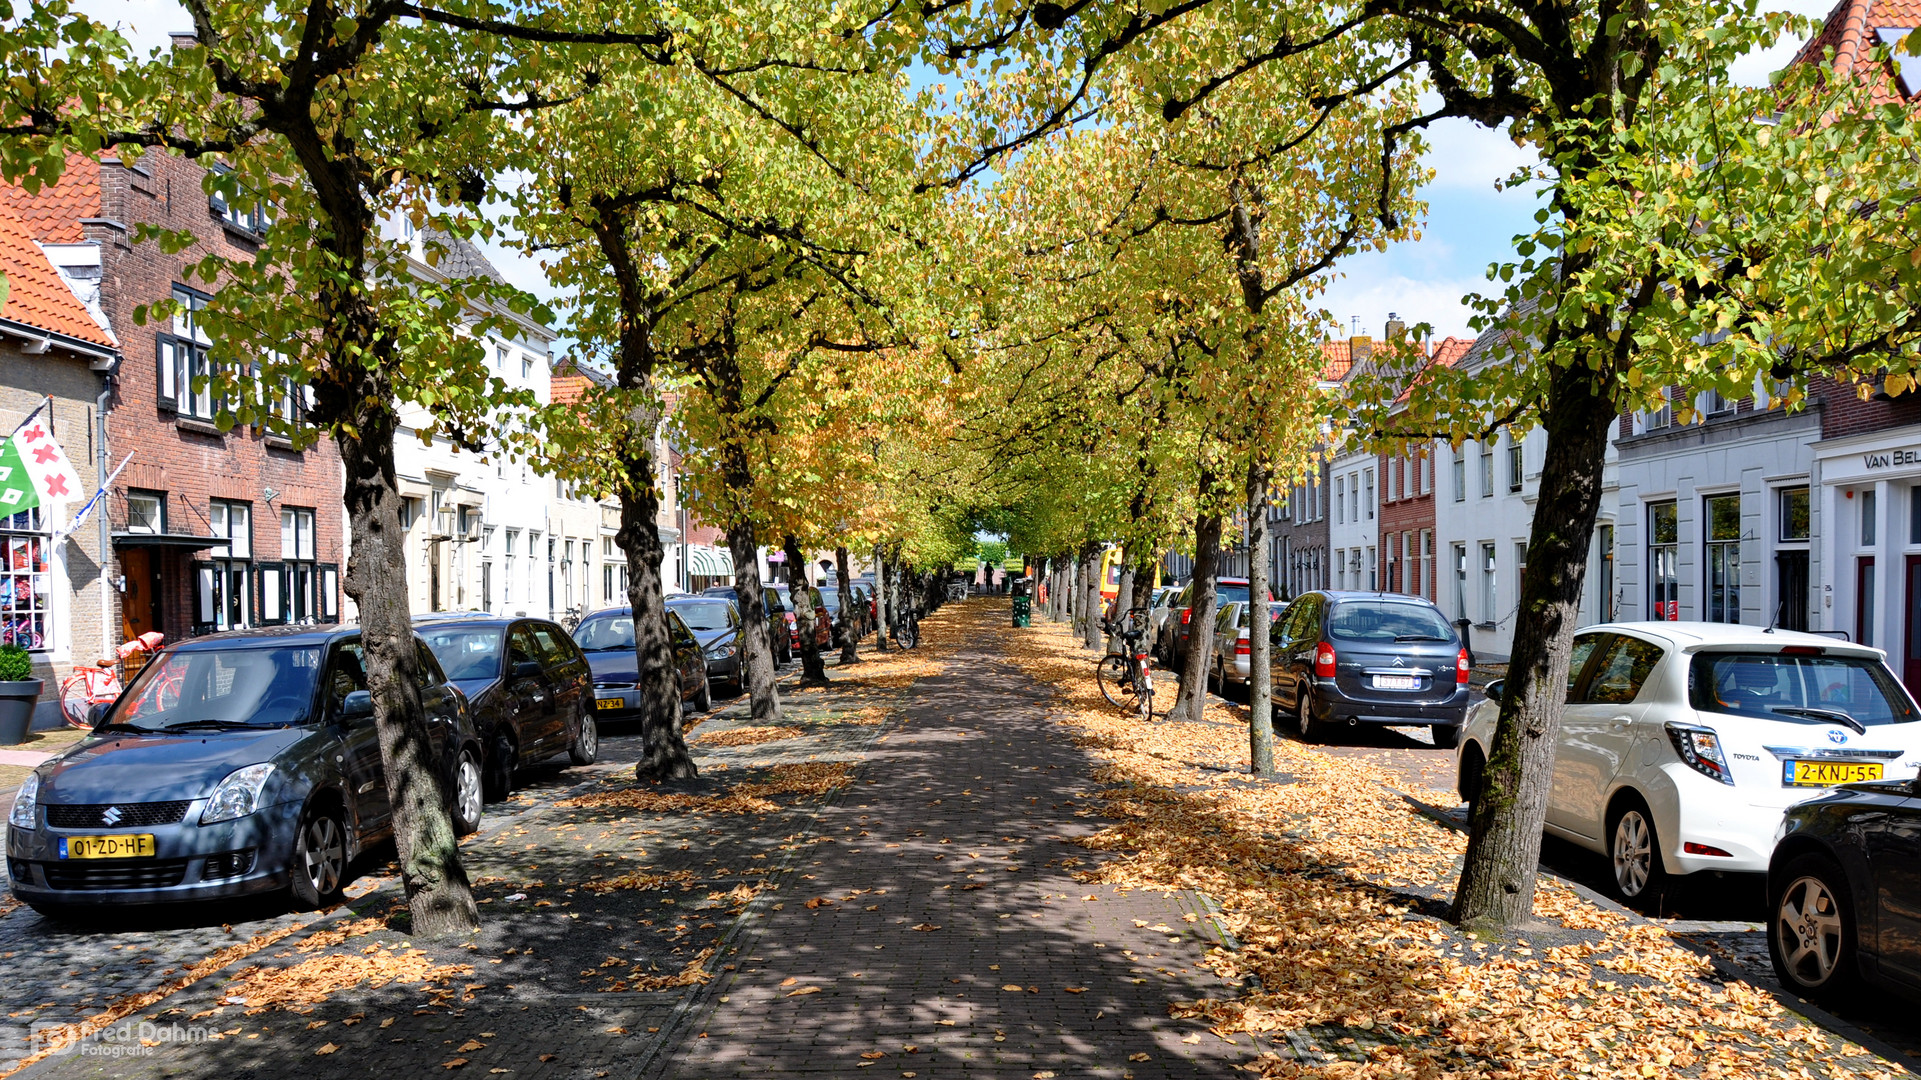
(1910, 486), (1921, 545)
(1781, 487), (1810, 542)
(1863, 489), (1879, 546)
(1705, 493), (1741, 623)
(1649, 501), (1678, 620)
(1, 507), (48, 650)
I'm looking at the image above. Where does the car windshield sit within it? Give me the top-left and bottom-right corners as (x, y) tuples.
(817, 592), (841, 611)
(672, 601), (734, 631)
(574, 614), (635, 651)
(1690, 652), (1918, 727)
(1215, 584), (1251, 606)
(108, 645), (324, 730)
(1327, 601), (1455, 643)
(420, 628), (503, 681)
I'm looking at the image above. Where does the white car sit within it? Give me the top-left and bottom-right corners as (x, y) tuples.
(1454, 622), (1921, 903)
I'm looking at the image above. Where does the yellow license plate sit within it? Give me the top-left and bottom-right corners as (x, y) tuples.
(59, 834), (156, 859)
(1786, 761), (1884, 786)
(595, 697), (623, 711)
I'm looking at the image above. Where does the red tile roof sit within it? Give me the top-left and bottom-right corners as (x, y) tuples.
(1320, 340), (1353, 382)
(0, 203), (114, 349)
(0, 154), (101, 244)
(1797, 0), (1921, 104)
(1429, 336), (1474, 369)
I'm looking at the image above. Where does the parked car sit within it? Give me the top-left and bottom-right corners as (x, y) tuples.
(1272, 591), (1470, 746)
(1456, 622), (1921, 904)
(573, 607), (712, 718)
(1769, 776), (1921, 999)
(848, 584), (874, 637)
(667, 595), (744, 694)
(6, 626), (484, 914)
(1208, 600), (1284, 692)
(1161, 578), (1270, 667)
(771, 584), (832, 648)
(701, 585), (793, 665)
(416, 615), (599, 801)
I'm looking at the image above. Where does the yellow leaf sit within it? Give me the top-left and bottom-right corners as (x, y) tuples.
(316, 1043), (340, 1056)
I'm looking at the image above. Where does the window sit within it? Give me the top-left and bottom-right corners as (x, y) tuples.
(0, 507), (49, 650)
(201, 499), (253, 631)
(1702, 387), (1735, 416)
(1391, 458), (1403, 502)
(1515, 541), (1529, 606)
(1452, 449), (1465, 502)
(280, 507), (318, 623)
(160, 286), (217, 421)
(1335, 477), (1345, 524)
(1423, 452), (1433, 494)
(522, 356), (533, 379)
(1365, 546), (1376, 589)
(207, 165), (271, 235)
(1649, 501), (1678, 620)
(1645, 388), (1673, 430)
(1597, 524), (1616, 622)
(504, 529), (517, 557)
(1480, 443), (1494, 498)
(1781, 487), (1810, 542)
(1453, 543), (1468, 620)
(1421, 530), (1434, 602)
(1863, 488), (1878, 546)
(1566, 634), (1603, 699)
(125, 491), (165, 534)
(1580, 635), (1665, 705)
(1912, 486), (1921, 545)
(1704, 494), (1741, 623)
(1363, 470), (1375, 520)
(496, 345), (508, 371)
(1480, 542), (1497, 622)
(1507, 437), (1523, 493)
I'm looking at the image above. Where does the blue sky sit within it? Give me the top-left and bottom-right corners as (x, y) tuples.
(79, 0), (1839, 343)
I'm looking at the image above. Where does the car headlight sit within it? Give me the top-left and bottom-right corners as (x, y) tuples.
(8, 772), (39, 829)
(1665, 723), (1734, 786)
(200, 763), (277, 824)
(706, 642), (738, 659)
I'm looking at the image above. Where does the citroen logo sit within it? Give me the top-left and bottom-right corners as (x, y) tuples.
(1391, 657), (1406, 667)
(99, 806), (123, 826)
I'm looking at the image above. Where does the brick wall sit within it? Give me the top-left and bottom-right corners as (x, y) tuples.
(1377, 448), (1436, 600)
(1816, 372), (1921, 440)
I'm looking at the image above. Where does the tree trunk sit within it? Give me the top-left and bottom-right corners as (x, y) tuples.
(725, 516), (782, 721)
(1246, 459), (1276, 777)
(1079, 542), (1103, 650)
(835, 546), (859, 664)
(1174, 508), (1222, 725)
(338, 399), (479, 939)
(872, 542), (889, 652)
(1450, 360), (1617, 935)
(784, 536), (830, 685)
(617, 482), (695, 781)
(1130, 554), (1158, 656)
(1113, 561), (1136, 653)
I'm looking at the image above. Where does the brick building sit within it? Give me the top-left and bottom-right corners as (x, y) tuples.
(0, 151), (346, 649)
(0, 204), (120, 727)
(1377, 336), (1472, 603)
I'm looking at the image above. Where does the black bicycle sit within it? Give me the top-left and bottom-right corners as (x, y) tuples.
(891, 607), (920, 650)
(1096, 607), (1157, 721)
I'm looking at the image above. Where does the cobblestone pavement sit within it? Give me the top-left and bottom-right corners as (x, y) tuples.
(672, 637), (1260, 1079)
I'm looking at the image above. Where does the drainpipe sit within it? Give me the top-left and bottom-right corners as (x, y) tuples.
(96, 376), (113, 659)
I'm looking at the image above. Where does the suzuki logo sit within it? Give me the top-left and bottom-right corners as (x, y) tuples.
(1828, 729), (1850, 745)
(99, 806), (122, 826)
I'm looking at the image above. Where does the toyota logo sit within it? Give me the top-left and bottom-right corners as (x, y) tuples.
(99, 806), (123, 826)
(1828, 729), (1849, 745)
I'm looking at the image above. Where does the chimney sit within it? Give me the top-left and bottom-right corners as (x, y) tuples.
(1385, 313), (1405, 343)
(1349, 334), (1373, 364)
(169, 31), (199, 50)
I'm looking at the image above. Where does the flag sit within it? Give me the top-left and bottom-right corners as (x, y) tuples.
(0, 406), (84, 519)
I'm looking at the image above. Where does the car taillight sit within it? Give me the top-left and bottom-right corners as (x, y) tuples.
(1313, 642), (1337, 678)
(1666, 723), (1734, 786)
(1235, 636), (1250, 656)
(1180, 609), (1191, 625)
(1456, 648), (1470, 684)
(1684, 842), (1733, 857)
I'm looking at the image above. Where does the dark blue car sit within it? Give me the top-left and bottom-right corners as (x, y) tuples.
(416, 614), (597, 801)
(573, 607), (711, 718)
(5, 625), (482, 916)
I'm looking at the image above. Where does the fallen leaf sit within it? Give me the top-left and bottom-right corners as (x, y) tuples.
(458, 1040), (486, 1052)
(1065, 987), (1088, 994)
(861, 1052), (886, 1060)
(1035, 1073), (1056, 1079)
(380, 1018), (395, 1029)
(1129, 1053), (1151, 1062)
(1001, 984), (1023, 991)
(442, 1059), (468, 1069)
(780, 977), (799, 987)
(911, 923), (941, 932)
(1181, 1034), (1201, 1044)
(315, 1044), (339, 1056)
(538, 1055), (557, 1063)
(787, 986), (822, 997)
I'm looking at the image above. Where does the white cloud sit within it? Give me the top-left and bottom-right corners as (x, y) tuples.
(1417, 115), (1538, 194)
(71, 0), (187, 56)
(1312, 269), (1493, 343)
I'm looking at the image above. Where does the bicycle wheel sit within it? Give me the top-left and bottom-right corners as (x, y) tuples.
(1096, 655), (1133, 710)
(59, 673), (98, 728)
(894, 621), (918, 650)
(1135, 675), (1156, 723)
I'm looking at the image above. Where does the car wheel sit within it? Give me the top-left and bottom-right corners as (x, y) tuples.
(482, 732), (516, 802)
(1608, 799), (1667, 904)
(1432, 724), (1461, 750)
(290, 806), (348, 910)
(1457, 743), (1486, 811)
(1295, 688), (1319, 742)
(451, 748), (484, 836)
(569, 713), (600, 766)
(695, 675), (713, 713)
(1769, 853), (1860, 999)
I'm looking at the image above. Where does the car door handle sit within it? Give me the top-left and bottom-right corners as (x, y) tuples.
(1609, 716), (1633, 730)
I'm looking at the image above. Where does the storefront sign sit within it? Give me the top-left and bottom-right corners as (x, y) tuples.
(1862, 448), (1921, 469)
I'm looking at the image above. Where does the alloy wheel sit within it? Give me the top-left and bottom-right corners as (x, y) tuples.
(1776, 875), (1845, 987)
(302, 815), (345, 897)
(1611, 810), (1654, 897)
(454, 754), (483, 830)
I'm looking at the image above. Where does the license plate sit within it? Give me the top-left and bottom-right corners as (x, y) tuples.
(1785, 760), (1883, 786)
(58, 834), (156, 860)
(596, 697), (624, 711)
(1372, 675), (1419, 691)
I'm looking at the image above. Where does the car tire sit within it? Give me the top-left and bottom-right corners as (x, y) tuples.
(1607, 797), (1668, 905)
(1457, 743), (1486, 811)
(569, 713), (600, 766)
(1769, 853), (1861, 1000)
(290, 805), (349, 910)
(482, 732), (517, 803)
(1432, 724), (1461, 750)
(1295, 688), (1320, 743)
(451, 748), (484, 836)
(695, 676), (713, 713)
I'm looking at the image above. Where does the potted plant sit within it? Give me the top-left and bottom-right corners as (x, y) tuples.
(0, 643), (40, 745)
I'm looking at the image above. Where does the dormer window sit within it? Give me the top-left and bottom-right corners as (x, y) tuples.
(208, 164), (271, 237)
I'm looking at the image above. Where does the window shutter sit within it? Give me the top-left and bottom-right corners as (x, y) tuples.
(195, 563), (216, 625)
(320, 564), (339, 622)
(258, 561), (284, 625)
(156, 339), (177, 409)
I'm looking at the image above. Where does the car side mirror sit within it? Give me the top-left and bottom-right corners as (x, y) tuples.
(513, 660), (544, 680)
(87, 701), (112, 727)
(339, 689), (374, 722)
(1483, 679), (1505, 703)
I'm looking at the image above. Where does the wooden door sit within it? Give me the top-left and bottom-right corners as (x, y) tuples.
(118, 548), (158, 677)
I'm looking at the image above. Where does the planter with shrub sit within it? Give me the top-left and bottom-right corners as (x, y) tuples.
(0, 643), (42, 745)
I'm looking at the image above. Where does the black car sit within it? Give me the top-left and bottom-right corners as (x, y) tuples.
(5, 626), (483, 915)
(1162, 578), (1269, 667)
(1268, 591), (1471, 746)
(667, 596), (743, 694)
(702, 585), (793, 665)
(416, 615), (599, 801)
(574, 607), (711, 717)
(1770, 780), (1921, 1000)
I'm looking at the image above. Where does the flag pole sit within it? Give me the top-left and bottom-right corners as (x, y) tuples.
(6, 397), (48, 439)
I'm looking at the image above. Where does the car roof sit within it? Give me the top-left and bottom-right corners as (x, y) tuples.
(1583, 621), (1883, 658)
(171, 624), (360, 650)
(412, 613), (542, 629)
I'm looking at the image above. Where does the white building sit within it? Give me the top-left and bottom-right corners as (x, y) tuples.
(1327, 442), (1377, 592)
